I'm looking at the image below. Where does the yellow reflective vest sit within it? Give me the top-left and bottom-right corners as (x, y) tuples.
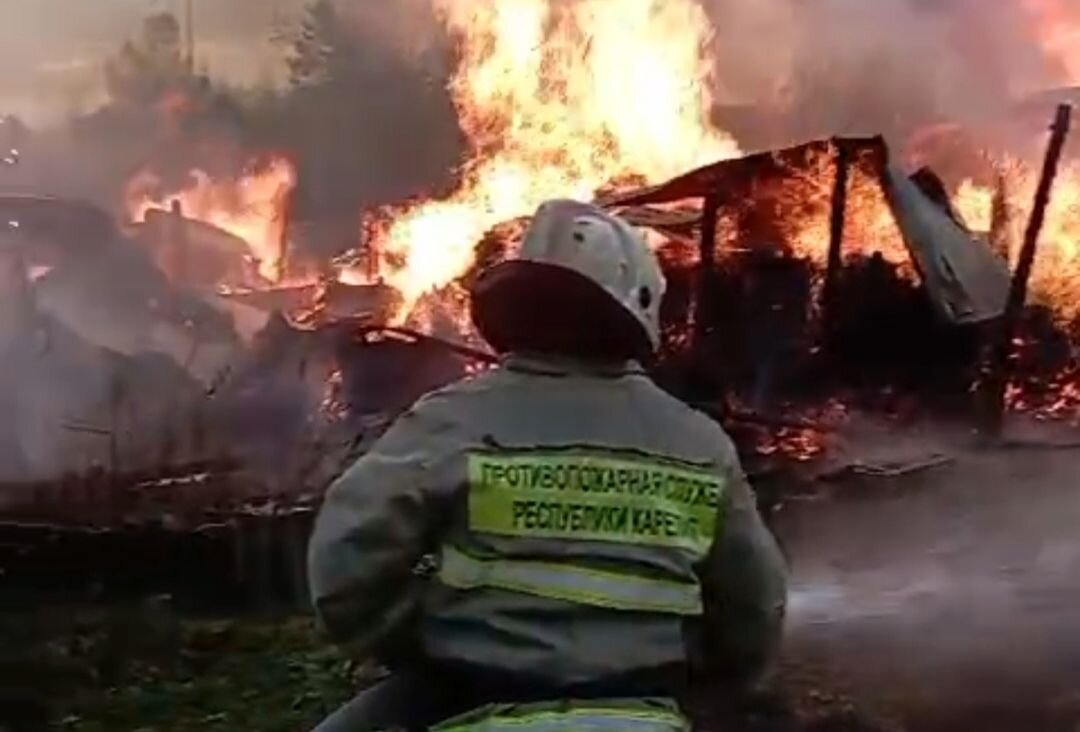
(309, 353), (787, 688)
(432, 698), (690, 732)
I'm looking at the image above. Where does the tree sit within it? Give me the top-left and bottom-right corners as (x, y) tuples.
(105, 12), (189, 107)
(287, 0), (354, 88)
(276, 0), (464, 228)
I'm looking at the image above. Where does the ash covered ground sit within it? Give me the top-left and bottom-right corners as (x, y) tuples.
(6, 414), (1080, 732)
(777, 417), (1080, 732)
(5, 1), (1080, 730)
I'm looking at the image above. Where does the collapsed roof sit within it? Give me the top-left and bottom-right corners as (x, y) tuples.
(608, 136), (1011, 325)
(0, 195), (242, 383)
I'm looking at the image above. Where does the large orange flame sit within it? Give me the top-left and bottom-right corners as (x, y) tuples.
(956, 159), (1080, 322)
(1023, 0), (1080, 84)
(352, 0), (741, 321)
(126, 157), (297, 283)
(774, 147), (912, 273)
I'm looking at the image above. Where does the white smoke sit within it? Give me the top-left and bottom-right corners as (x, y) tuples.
(703, 0), (1072, 148)
(0, 0), (310, 125)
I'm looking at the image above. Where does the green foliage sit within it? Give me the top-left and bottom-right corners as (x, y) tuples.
(69, 620), (359, 732)
(0, 602), (898, 732)
(288, 0), (354, 89)
(105, 13), (189, 107)
(0, 604), (364, 732)
(273, 0), (464, 223)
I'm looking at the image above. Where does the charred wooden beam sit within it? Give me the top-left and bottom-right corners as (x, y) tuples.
(274, 178), (292, 283)
(823, 139), (853, 322)
(694, 192), (721, 350)
(988, 169), (1012, 262)
(1010, 106), (1069, 308)
(979, 104), (1073, 438)
(355, 325), (499, 364)
(167, 199), (189, 283)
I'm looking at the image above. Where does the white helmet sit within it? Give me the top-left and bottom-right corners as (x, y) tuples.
(471, 199), (667, 360)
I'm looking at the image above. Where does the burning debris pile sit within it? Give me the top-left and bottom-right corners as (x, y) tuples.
(6, 0), (1080, 612)
(126, 156), (297, 287)
(1, 123), (1075, 604)
(96, 126), (1080, 469)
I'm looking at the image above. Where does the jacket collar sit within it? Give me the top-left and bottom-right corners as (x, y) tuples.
(503, 351), (645, 378)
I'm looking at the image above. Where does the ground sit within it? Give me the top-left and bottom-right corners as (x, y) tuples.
(0, 602), (363, 732)
(0, 600), (897, 732)
(10, 419), (1077, 732)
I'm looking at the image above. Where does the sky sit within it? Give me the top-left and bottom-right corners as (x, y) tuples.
(1, 0), (1072, 132)
(0, 0), (308, 125)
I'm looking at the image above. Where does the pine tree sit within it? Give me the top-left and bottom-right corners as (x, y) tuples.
(287, 0), (357, 89)
(104, 12), (188, 106)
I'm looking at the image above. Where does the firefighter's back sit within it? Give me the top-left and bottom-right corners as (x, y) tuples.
(415, 353), (739, 690)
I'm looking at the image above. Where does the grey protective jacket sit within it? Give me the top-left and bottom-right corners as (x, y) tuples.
(309, 353), (787, 689)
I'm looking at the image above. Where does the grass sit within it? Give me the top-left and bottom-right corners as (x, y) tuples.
(0, 598), (897, 732)
(1, 601), (364, 732)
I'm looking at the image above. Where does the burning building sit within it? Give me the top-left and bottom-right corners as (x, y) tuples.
(5, 0), (1080, 614)
(7, 0), (1080, 492)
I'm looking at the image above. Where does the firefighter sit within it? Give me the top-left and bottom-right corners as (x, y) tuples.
(308, 199), (788, 732)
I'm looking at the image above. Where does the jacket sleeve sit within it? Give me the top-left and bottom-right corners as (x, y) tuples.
(307, 397), (457, 662)
(698, 441), (789, 687)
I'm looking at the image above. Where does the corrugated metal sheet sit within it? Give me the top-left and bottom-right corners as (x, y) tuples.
(882, 165), (1010, 324)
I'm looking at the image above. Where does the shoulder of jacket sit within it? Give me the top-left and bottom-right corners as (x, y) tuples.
(630, 378), (739, 463)
(402, 368), (505, 420)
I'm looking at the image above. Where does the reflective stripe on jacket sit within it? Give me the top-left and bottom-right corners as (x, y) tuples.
(308, 353), (787, 688)
(438, 546), (703, 616)
(431, 698), (689, 732)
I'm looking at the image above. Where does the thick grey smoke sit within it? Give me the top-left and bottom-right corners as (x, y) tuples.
(0, 0), (308, 124)
(704, 0), (1071, 149)
(0, 0), (462, 481)
(4, 0), (1071, 143)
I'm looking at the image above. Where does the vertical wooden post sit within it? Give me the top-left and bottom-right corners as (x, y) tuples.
(270, 176), (292, 283)
(168, 199), (189, 283)
(979, 104), (1073, 438)
(823, 139), (852, 319)
(108, 371), (123, 477)
(190, 397), (206, 460)
(284, 511), (312, 610)
(694, 193), (721, 350)
(989, 169), (1012, 262)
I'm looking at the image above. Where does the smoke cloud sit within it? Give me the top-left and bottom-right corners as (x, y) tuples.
(4, 0), (1074, 146)
(0, 0), (308, 125)
(704, 0), (1074, 149)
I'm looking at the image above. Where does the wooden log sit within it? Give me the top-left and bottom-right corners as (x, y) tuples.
(283, 510), (314, 609)
(250, 514), (276, 611)
(979, 104), (1073, 438)
(167, 199), (190, 283)
(989, 169), (1012, 262)
(356, 325), (499, 364)
(823, 139), (853, 322)
(694, 193), (721, 350)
